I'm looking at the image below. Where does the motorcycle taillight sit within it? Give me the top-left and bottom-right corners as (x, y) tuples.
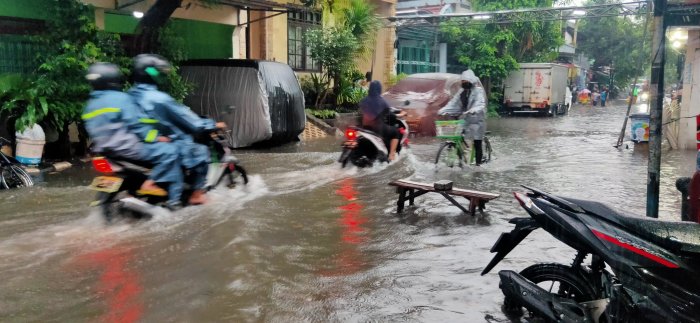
(92, 158), (113, 173)
(345, 129), (357, 140)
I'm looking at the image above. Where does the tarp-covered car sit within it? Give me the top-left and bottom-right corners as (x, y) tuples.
(181, 59), (305, 148)
(383, 73), (461, 135)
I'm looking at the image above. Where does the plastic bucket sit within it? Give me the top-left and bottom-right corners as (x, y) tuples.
(629, 113), (650, 142)
(15, 138), (45, 165)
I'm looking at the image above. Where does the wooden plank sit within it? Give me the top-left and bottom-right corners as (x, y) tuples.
(389, 179), (500, 200)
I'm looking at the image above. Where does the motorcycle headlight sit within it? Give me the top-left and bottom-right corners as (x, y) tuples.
(641, 92), (649, 100)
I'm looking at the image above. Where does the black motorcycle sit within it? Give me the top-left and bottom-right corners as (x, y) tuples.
(482, 186), (700, 322)
(89, 130), (248, 221)
(0, 137), (34, 189)
(338, 106), (410, 168)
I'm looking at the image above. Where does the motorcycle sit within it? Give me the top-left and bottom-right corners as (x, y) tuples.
(89, 130), (248, 222)
(481, 186), (700, 322)
(338, 104), (410, 168)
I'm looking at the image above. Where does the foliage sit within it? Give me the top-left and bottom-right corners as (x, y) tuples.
(305, 108), (337, 119)
(305, 27), (359, 107)
(0, 0), (196, 132)
(576, 7), (651, 94)
(339, 0), (381, 61)
(0, 74), (49, 129)
(335, 71), (367, 107)
(441, 0), (564, 107)
(0, 0), (118, 132)
(300, 73), (329, 106)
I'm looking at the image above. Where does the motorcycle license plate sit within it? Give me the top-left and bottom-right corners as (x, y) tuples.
(90, 176), (123, 193)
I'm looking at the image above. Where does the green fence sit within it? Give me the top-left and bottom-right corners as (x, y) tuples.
(396, 46), (439, 74)
(0, 35), (40, 75)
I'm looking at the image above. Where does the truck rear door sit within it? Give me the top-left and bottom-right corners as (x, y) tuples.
(504, 69), (525, 104)
(528, 68), (550, 107)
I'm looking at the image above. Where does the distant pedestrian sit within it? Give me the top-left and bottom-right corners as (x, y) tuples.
(592, 91), (600, 106)
(601, 87), (608, 107)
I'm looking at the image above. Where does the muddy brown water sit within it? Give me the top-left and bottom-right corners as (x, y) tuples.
(0, 101), (694, 322)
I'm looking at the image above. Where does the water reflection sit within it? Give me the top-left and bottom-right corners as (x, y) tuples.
(72, 243), (143, 323)
(322, 178), (369, 276)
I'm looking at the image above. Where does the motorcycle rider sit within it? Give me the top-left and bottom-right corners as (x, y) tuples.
(128, 54), (224, 205)
(438, 69), (487, 166)
(359, 81), (402, 161)
(83, 62), (183, 206)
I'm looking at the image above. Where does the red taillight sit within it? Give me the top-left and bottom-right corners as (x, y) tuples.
(399, 128), (406, 135)
(345, 129), (357, 140)
(92, 158), (113, 173)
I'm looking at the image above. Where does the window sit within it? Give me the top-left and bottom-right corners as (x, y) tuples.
(287, 11), (321, 71)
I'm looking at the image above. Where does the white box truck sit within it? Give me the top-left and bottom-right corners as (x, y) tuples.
(502, 63), (571, 116)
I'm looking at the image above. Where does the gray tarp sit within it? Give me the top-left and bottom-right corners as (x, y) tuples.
(181, 60), (305, 148)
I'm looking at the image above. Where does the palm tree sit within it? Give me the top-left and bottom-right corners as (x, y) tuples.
(339, 0), (381, 61)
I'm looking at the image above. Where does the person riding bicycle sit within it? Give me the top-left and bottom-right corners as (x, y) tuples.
(359, 81), (402, 161)
(83, 62), (183, 206)
(437, 69), (487, 166)
(128, 54), (225, 206)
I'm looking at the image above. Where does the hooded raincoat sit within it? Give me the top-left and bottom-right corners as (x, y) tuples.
(82, 90), (183, 203)
(360, 81), (391, 132)
(129, 83), (217, 190)
(438, 70), (487, 140)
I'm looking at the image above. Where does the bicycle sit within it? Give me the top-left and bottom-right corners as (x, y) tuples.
(434, 120), (492, 168)
(0, 137), (34, 189)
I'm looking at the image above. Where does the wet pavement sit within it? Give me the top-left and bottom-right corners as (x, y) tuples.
(0, 101), (695, 322)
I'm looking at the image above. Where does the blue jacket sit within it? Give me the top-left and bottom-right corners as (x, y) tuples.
(82, 90), (160, 158)
(128, 83), (216, 141)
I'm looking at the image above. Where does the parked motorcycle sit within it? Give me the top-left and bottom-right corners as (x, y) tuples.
(482, 186), (700, 322)
(338, 105), (410, 168)
(89, 130), (248, 222)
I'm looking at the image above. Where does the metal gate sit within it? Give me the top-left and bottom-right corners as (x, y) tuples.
(0, 35), (40, 75)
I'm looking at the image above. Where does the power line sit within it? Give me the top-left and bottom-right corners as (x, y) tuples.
(387, 1), (651, 27)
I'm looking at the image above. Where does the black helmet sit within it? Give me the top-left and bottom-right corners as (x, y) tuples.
(132, 54), (172, 84)
(85, 62), (124, 90)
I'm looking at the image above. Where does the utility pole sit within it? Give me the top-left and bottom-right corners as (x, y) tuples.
(647, 0), (667, 218)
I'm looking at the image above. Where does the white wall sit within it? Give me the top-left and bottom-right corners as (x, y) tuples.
(679, 30), (700, 150)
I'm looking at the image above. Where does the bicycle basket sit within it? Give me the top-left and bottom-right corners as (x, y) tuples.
(435, 120), (465, 139)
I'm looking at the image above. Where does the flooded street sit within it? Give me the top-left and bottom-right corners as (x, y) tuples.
(0, 101), (695, 322)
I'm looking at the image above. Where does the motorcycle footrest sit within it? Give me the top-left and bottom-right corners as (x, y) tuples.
(499, 270), (590, 322)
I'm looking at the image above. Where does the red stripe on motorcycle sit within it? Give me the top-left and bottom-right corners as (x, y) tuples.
(591, 229), (679, 269)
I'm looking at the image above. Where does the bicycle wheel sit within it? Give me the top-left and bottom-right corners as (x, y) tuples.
(435, 141), (462, 168)
(1, 165), (33, 188)
(482, 137), (492, 164)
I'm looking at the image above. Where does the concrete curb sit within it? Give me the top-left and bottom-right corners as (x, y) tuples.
(305, 113), (343, 137)
(23, 161), (73, 175)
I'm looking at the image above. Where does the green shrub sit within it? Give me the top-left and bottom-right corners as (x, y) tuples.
(305, 108), (337, 119)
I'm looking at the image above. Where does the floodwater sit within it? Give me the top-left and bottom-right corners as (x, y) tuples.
(0, 101), (695, 322)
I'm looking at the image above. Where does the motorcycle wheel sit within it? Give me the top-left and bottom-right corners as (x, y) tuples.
(96, 191), (120, 223)
(503, 263), (597, 318)
(339, 148), (352, 168)
(1, 165), (33, 188)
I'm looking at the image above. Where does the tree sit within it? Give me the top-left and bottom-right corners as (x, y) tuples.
(339, 0), (381, 60)
(305, 27), (359, 107)
(441, 0), (564, 110)
(577, 13), (651, 96)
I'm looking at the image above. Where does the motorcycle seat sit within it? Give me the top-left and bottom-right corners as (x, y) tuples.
(565, 198), (700, 254)
(105, 156), (154, 173)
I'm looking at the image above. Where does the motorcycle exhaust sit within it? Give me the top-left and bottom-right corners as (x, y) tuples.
(119, 197), (167, 218)
(499, 270), (590, 322)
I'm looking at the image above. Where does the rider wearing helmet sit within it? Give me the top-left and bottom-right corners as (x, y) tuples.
(83, 62), (183, 206)
(128, 54), (224, 205)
